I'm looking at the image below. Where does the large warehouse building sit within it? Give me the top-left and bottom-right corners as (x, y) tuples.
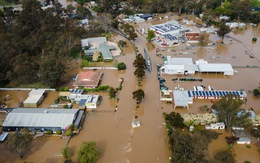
(2, 108), (84, 132)
(160, 56), (235, 76)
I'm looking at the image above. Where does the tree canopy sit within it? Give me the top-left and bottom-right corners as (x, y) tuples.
(164, 112), (185, 129)
(146, 30), (156, 42)
(169, 130), (218, 163)
(217, 22), (231, 43)
(39, 58), (65, 87)
(0, 0), (93, 87)
(77, 141), (99, 163)
(211, 94), (250, 131)
(61, 146), (73, 161)
(214, 149), (235, 163)
(132, 89), (145, 104)
(120, 23), (138, 41)
(5, 128), (33, 158)
(133, 53), (146, 80)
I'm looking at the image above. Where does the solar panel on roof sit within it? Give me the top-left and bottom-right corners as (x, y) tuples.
(219, 91), (223, 96)
(209, 91), (212, 97)
(212, 91), (216, 97)
(216, 91), (220, 97)
(188, 91), (191, 97)
(205, 91), (209, 97)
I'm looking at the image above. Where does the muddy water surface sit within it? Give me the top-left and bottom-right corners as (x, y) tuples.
(0, 14), (260, 163)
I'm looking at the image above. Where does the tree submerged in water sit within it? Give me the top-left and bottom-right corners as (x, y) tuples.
(5, 128), (33, 158)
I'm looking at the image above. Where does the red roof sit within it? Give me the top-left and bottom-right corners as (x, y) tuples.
(73, 71), (103, 88)
(185, 32), (200, 42)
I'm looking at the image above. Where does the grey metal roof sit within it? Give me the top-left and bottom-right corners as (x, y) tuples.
(198, 63), (233, 72)
(98, 43), (113, 60)
(173, 90), (190, 107)
(3, 108), (79, 129)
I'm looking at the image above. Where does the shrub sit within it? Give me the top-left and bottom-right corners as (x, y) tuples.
(56, 130), (62, 135)
(252, 37), (257, 42)
(64, 87), (69, 91)
(65, 130), (73, 136)
(117, 62), (126, 70)
(46, 130), (53, 135)
(253, 89), (260, 96)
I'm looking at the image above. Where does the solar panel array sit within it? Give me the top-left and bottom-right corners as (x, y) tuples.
(187, 90), (243, 99)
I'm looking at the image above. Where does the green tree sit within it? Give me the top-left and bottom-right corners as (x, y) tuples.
(132, 89), (145, 104)
(217, 22), (231, 43)
(214, 149), (235, 163)
(76, 5), (91, 19)
(146, 30), (156, 42)
(108, 87), (117, 99)
(133, 53), (146, 80)
(212, 94), (250, 131)
(120, 23), (138, 41)
(117, 62), (126, 70)
(252, 0), (260, 7)
(169, 130), (209, 163)
(76, 0), (89, 6)
(133, 53), (146, 69)
(164, 112), (185, 128)
(61, 146), (73, 161)
(118, 40), (127, 48)
(39, 58), (65, 87)
(198, 31), (207, 46)
(253, 88), (260, 97)
(5, 128), (33, 158)
(77, 141), (99, 163)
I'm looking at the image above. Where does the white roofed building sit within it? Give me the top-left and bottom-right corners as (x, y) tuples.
(197, 63), (234, 76)
(23, 89), (45, 108)
(161, 57), (235, 76)
(2, 108), (84, 132)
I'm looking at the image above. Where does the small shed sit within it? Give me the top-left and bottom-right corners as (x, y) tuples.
(23, 89), (45, 108)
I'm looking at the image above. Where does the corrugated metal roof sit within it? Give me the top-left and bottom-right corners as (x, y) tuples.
(3, 108), (79, 129)
(198, 63), (233, 72)
(173, 90), (191, 107)
(170, 58), (193, 65)
(98, 43), (113, 60)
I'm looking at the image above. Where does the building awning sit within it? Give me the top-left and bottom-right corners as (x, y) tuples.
(59, 92), (70, 97)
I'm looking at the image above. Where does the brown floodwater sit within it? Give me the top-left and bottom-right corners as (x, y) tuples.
(0, 14), (260, 163)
